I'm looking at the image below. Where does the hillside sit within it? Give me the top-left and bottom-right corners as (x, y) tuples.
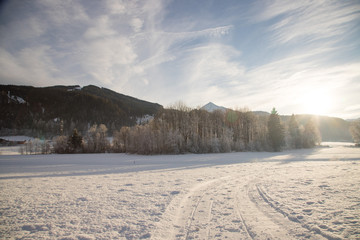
(0, 85), (162, 137)
(277, 114), (351, 142)
(296, 115), (352, 142)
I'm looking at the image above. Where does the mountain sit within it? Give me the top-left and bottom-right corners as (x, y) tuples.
(200, 102), (227, 112)
(0, 85), (162, 137)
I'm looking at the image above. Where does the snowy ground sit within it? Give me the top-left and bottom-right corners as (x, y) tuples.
(0, 143), (359, 239)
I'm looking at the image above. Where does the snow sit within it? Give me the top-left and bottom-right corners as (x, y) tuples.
(0, 136), (33, 142)
(0, 144), (359, 239)
(13, 96), (26, 104)
(136, 115), (154, 125)
(0, 146), (21, 155)
(7, 91), (26, 104)
(67, 86), (82, 91)
(11, 95), (26, 104)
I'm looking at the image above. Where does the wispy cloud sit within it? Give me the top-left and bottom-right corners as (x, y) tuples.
(255, 0), (360, 45)
(0, 0), (359, 118)
(0, 45), (71, 86)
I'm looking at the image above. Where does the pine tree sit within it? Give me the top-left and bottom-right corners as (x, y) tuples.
(68, 128), (83, 153)
(267, 108), (284, 151)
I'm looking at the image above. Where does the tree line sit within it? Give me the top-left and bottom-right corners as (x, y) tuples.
(50, 103), (322, 154)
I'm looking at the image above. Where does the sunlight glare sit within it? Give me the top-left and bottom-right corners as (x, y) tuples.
(300, 89), (332, 115)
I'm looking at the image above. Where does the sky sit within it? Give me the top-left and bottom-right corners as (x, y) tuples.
(0, 0), (359, 119)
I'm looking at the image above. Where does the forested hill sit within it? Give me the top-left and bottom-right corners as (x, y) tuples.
(277, 114), (351, 142)
(0, 85), (162, 137)
(200, 102), (352, 142)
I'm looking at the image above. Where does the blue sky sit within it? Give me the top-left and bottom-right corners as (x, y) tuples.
(0, 0), (359, 119)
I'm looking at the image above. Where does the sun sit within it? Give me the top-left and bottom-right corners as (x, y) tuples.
(299, 89), (332, 115)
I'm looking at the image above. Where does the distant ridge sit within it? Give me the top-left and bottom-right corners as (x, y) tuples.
(200, 102), (227, 112)
(200, 102), (352, 141)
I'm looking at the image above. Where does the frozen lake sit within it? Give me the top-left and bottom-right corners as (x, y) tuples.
(0, 143), (359, 239)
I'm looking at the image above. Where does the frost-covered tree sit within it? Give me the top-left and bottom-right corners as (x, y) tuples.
(84, 124), (109, 153)
(302, 118), (321, 148)
(111, 104), (283, 154)
(267, 108), (284, 151)
(53, 135), (68, 154)
(288, 114), (302, 149)
(40, 140), (51, 154)
(350, 121), (360, 145)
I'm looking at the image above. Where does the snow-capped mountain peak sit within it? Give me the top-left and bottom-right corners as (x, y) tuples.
(200, 102), (227, 112)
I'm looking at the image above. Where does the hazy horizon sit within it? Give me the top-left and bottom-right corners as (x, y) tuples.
(0, 0), (359, 119)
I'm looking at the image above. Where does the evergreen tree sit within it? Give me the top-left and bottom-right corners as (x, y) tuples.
(267, 108), (284, 151)
(68, 128), (83, 153)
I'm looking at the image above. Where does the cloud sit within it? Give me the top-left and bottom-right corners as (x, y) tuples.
(130, 18), (144, 33)
(0, 0), (233, 95)
(77, 37), (138, 85)
(0, 46), (69, 86)
(231, 59), (360, 115)
(144, 43), (244, 106)
(185, 44), (243, 85)
(36, 0), (89, 26)
(84, 16), (117, 39)
(133, 25), (233, 65)
(230, 0), (360, 117)
(0, 0), (358, 118)
(106, 0), (126, 15)
(256, 0), (360, 45)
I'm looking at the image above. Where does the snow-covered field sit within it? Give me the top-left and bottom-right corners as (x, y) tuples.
(0, 143), (359, 239)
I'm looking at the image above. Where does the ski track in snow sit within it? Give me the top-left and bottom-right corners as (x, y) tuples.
(0, 145), (359, 239)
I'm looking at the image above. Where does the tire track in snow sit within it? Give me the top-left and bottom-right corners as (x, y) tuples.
(151, 177), (223, 239)
(184, 185), (208, 240)
(233, 186), (255, 240)
(205, 199), (213, 240)
(153, 171), (329, 239)
(180, 177), (227, 239)
(153, 175), (252, 239)
(254, 183), (329, 240)
(242, 181), (328, 240)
